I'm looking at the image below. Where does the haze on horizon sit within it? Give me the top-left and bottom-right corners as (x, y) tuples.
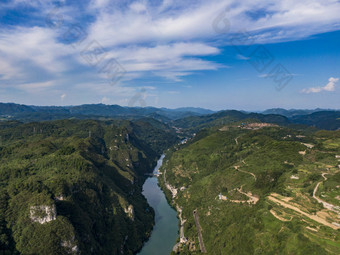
(0, 0), (339, 110)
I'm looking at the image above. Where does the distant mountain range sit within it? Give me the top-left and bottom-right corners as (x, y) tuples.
(261, 108), (338, 118)
(0, 103), (214, 122)
(1, 103), (340, 130)
(172, 109), (340, 131)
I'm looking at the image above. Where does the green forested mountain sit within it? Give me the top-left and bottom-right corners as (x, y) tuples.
(1, 104), (340, 255)
(261, 108), (331, 117)
(2, 103), (340, 131)
(172, 110), (290, 132)
(0, 103), (211, 122)
(160, 123), (340, 254)
(291, 111), (340, 131)
(0, 119), (178, 254)
(172, 109), (340, 132)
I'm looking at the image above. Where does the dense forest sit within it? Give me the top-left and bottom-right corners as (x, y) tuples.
(0, 119), (178, 254)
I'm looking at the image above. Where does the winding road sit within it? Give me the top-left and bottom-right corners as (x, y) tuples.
(313, 173), (339, 213)
(234, 165), (257, 181)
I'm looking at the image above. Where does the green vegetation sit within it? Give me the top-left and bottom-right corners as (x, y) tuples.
(0, 119), (178, 254)
(291, 111), (340, 130)
(1, 104), (340, 255)
(172, 110), (290, 133)
(0, 103), (211, 123)
(160, 124), (340, 254)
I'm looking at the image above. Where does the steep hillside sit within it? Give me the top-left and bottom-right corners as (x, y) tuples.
(160, 124), (340, 254)
(0, 119), (178, 254)
(291, 111), (340, 130)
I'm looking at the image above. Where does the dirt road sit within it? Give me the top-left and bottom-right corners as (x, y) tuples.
(230, 186), (259, 204)
(268, 195), (339, 230)
(313, 173), (339, 213)
(234, 165), (257, 181)
(193, 209), (207, 253)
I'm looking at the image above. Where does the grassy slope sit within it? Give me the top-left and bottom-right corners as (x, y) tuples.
(160, 125), (340, 254)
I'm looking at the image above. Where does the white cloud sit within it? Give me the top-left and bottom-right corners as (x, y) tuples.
(259, 73), (300, 79)
(87, 0), (340, 47)
(1, 0), (340, 104)
(101, 96), (110, 104)
(61, 93), (66, 101)
(89, 0), (110, 9)
(302, 77), (339, 94)
(80, 0), (340, 82)
(17, 81), (56, 93)
(0, 26), (73, 82)
(130, 2), (148, 13)
(158, 0), (173, 13)
(236, 54), (250, 60)
(101, 42), (222, 81)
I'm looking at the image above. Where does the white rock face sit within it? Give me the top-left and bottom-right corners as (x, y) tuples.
(30, 205), (57, 224)
(124, 205), (134, 221)
(164, 169), (178, 198)
(55, 194), (65, 201)
(166, 183), (178, 198)
(61, 239), (79, 254)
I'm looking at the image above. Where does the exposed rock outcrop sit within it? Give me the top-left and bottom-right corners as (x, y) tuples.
(30, 205), (57, 224)
(61, 237), (79, 254)
(124, 205), (134, 221)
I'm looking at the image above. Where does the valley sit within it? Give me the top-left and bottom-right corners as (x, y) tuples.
(0, 105), (340, 254)
(2, 1), (340, 254)
(0, 118), (178, 254)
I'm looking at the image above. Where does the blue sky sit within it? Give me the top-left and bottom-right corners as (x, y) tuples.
(0, 0), (339, 110)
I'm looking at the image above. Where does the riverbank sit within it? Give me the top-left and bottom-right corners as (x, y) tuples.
(137, 155), (179, 255)
(157, 154), (188, 253)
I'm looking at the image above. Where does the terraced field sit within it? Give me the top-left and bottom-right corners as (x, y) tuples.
(159, 124), (340, 254)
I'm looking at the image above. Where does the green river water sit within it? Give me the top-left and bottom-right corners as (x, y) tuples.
(137, 155), (179, 255)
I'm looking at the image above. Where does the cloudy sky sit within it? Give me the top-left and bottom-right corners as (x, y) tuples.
(0, 0), (339, 110)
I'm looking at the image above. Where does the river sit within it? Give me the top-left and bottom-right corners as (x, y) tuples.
(137, 155), (179, 255)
